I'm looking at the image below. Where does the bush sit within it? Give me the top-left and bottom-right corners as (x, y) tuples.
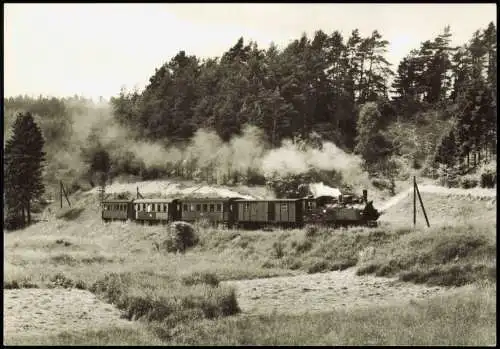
(294, 239), (313, 254)
(4, 278), (39, 289)
(371, 177), (395, 194)
(305, 225), (318, 238)
(4, 210), (24, 230)
(163, 221), (199, 253)
(460, 175), (479, 189)
(90, 272), (239, 323)
(49, 272), (77, 288)
(272, 242), (285, 259)
(182, 272), (220, 287)
(479, 164), (496, 188)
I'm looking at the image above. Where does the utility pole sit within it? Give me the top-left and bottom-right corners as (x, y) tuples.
(60, 181), (71, 208)
(413, 176), (430, 228)
(413, 176), (416, 226)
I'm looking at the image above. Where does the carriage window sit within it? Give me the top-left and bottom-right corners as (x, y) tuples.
(183, 204), (188, 212)
(216, 204), (222, 212)
(164, 204), (168, 212)
(203, 204), (208, 212)
(209, 204), (215, 212)
(306, 201), (313, 211)
(135, 204), (138, 211)
(281, 203), (288, 211)
(196, 204), (201, 212)
(147, 204), (152, 212)
(244, 203), (250, 210)
(190, 204), (195, 211)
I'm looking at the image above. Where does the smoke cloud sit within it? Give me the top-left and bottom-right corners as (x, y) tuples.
(51, 100), (370, 192)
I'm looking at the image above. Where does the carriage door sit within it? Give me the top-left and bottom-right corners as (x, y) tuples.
(268, 202), (275, 222)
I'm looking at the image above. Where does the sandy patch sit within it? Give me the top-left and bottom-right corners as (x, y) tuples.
(223, 269), (459, 315)
(3, 288), (133, 343)
(377, 185), (496, 212)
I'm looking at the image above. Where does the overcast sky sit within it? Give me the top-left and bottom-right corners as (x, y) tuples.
(4, 3), (497, 100)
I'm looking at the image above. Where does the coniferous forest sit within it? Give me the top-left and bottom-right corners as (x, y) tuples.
(3, 23), (497, 197)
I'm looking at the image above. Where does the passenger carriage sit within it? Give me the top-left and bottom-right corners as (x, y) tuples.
(133, 198), (178, 225)
(102, 199), (134, 222)
(233, 198), (305, 228)
(180, 197), (240, 227)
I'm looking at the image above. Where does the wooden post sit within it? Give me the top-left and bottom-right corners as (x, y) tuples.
(413, 176), (416, 226)
(61, 182), (71, 207)
(60, 181), (63, 209)
(415, 182), (430, 228)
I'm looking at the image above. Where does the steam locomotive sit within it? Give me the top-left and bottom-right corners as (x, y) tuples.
(101, 189), (380, 228)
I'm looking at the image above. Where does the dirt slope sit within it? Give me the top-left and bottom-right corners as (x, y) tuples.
(378, 185), (496, 226)
(223, 269), (459, 316)
(3, 289), (134, 343)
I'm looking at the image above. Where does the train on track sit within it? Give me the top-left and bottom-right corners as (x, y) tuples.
(101, 189), (380, 229)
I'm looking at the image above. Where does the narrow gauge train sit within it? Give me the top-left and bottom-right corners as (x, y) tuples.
(101, 190), (380, 228)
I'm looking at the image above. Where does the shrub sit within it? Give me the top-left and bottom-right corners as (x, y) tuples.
(49, 272), (75, 288)
(430, 234), (487, 264)
(182, 272), (220, 287)
(4, 210), (24, 230)
(399, 264), (495, 287)
(305, 225), (318, 237)
(4, 278), (39, 289)
(307, 260), (329, 274)
(371, 177), (393, 192)
(163, 221), (199, 253)
(294, 239), (313, 254)
(55, 239), (72, 246)
(90, 272), (239, 324)
(479, 164), (496, 188)
(50, 254), (77, 266)
(272, 242), (285, 259)
(330, 258), (357, 271)
(460, 175), (479, 189)
(56, 207), (85, 221)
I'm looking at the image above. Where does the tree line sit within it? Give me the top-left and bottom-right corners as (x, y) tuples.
(111, 22), (496, 178)
(3, 22), (496, 228)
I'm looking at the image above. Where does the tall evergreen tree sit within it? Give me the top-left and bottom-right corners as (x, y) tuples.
(4, 112), (45, 229)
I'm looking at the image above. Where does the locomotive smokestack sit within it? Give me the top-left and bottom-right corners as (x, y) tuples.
(363, 189), (368, 203)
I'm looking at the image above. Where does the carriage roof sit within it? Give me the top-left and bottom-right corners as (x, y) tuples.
(235, 198), (303, 202)
(133, 198), (175, 204)
(102, 199), (133, 203)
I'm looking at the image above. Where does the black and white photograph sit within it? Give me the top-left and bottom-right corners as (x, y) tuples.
(3, 3), (497, 345)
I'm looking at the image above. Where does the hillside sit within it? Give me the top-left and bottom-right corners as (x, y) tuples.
(379, 185), (496, 226)
(5, 179), (496, 346)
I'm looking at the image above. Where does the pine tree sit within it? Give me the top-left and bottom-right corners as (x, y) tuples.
(4, 112), (45, 229)
(354, 102), (392, 173)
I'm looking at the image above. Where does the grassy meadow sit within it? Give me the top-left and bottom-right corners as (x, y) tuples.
(3, 191), (497, 346)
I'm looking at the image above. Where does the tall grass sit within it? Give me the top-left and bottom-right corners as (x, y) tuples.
(157, 282), (496, 346)
(4, 193), (496, 345)
(9, 282), (496, 346)
(357, 223), (496, 286)
(89, 271), (239, 323)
